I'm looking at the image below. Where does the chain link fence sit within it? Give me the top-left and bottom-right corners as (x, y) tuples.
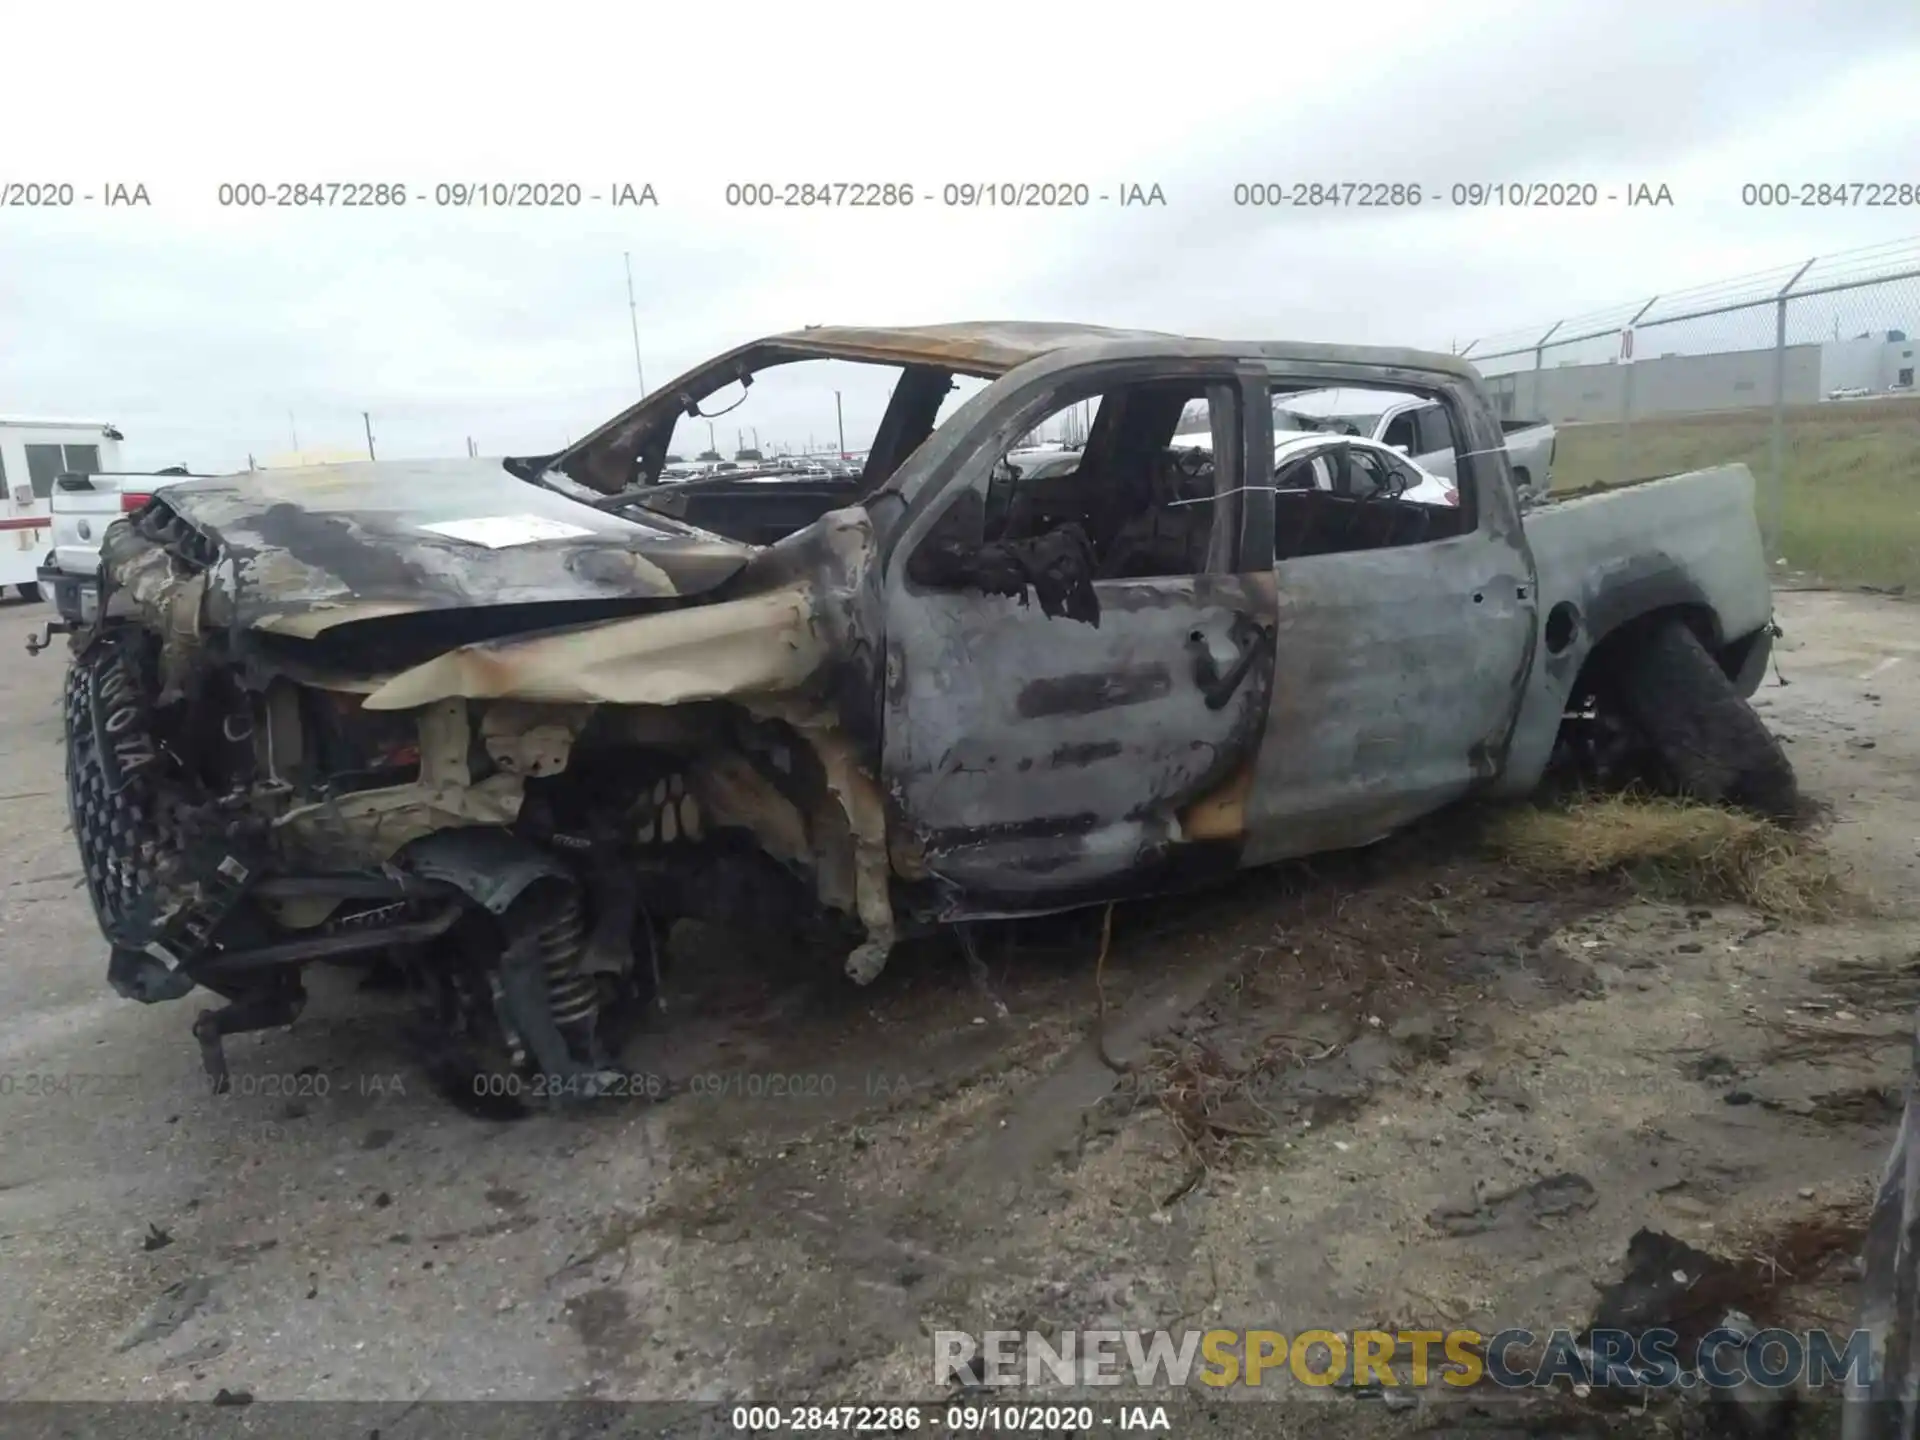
(1460, 237), (1920, 594)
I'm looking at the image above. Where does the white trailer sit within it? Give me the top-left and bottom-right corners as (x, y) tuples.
(0, 418), (125, 597)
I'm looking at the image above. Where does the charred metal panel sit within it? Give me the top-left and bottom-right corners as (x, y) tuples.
(883, 573), (1276, 910)
(358, 583), (827, 711)
(1018, 666), (1173, 718)
(1241, 527), (1536, 865)
(1492, 465), (1775, 798)
(132, 459), (753, 636)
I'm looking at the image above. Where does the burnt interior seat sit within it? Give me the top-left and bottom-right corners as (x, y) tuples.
(1098, 451), (1216, 579)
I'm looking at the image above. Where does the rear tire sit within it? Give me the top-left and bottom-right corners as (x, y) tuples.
(1612, 619), (1798, 819)
(16, 583), (40, 602)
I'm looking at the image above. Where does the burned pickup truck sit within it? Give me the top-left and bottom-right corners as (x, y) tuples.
(66, 323), (1793, 1103)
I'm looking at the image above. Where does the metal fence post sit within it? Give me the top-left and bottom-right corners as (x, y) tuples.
(1768, 258), (1817, 559)
(1619, 297), (1659, 483)
(1532, 321), (1561, 420)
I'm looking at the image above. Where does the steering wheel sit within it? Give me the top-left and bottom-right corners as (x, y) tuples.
(1169, 445), (1211, 480)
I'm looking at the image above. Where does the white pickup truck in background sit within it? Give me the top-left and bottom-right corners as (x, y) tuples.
(27, 467), (197, 652)
(1275, 387), (1557, 501)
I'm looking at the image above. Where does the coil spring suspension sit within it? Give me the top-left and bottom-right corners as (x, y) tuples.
(535, 890), (598, 1031)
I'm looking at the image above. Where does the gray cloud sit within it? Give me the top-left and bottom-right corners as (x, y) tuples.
(3, 1), (1917, 470)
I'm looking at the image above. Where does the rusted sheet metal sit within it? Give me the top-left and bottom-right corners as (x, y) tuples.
(360, 582), (827, 710)
(1178, 759), (1258, 842)
(758, 323), (1182, 376)
(358, 507), (881, 713)
(715, 323), (1488, 391)
(744, 695), (898, 984)
(123, 458), (753, 636)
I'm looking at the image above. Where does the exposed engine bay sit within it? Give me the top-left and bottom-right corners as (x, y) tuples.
(70, 490), (884, 1114)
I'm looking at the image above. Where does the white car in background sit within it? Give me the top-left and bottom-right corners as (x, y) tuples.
(1270, 431), (1459, 507)
(1164, 429), (1460, 507)
(1270, 386), (1555, 500)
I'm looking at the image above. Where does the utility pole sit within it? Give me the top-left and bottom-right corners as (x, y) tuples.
(706, 419), (716, 455)
(623, 252), (646, 395)
(363, 412), (376, 461)
(289, 412), (299, 452)
(834, 390), (846, 458)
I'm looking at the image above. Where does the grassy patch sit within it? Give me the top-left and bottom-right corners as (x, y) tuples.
(1549, 399), (1920, 593)
(1485, 794), (1844, 919)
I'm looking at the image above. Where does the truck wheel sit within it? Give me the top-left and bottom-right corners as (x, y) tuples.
(16, 583), (40, 602)
(1612, 619), (1798, 819)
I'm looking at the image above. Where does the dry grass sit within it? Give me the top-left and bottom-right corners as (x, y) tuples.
(1551, 399), (1920, 593)
(1485, 794), (1844, 918)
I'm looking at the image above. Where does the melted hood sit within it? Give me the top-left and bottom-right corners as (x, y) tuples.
(136, 459), (757, 637)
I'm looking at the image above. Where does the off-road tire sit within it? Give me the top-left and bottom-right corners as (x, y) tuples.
(1612, 619), (1798, 820)
(65, 648), (162, 938)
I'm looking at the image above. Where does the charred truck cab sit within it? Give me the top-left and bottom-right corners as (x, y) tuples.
(65, 324), (1791, 1108)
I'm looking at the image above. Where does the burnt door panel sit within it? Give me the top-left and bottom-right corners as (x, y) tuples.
(883, 572), (1276, 916)
(1241, 527), (1535, 864)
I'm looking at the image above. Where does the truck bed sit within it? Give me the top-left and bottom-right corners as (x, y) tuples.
(1494, 463), (1777, 794)
(49, 471), (196, 573)
(1525, 464), (1774, 644)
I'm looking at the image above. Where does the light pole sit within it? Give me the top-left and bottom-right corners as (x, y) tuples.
(834, 391), (846, 458)
(623, 252), (646, 396)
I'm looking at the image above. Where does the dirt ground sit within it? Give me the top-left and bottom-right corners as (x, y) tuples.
(1, 588), (1916, 1431)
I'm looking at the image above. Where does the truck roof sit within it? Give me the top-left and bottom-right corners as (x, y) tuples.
(758, 323), (1477, 380)
(0, 416), (120, 431)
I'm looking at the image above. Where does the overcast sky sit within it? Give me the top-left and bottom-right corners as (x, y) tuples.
(4, 0), (1919, 471)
